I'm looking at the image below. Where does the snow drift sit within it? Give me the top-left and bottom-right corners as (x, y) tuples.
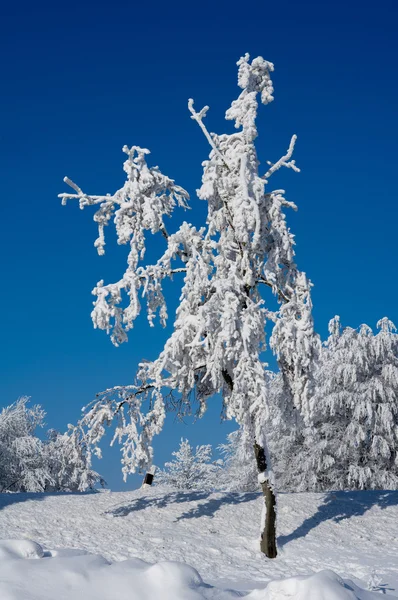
(0, 539), (387, 600)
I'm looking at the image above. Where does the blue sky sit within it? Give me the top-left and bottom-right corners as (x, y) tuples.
(1, 0), (397, 489)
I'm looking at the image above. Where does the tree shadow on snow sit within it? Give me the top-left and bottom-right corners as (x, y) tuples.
(105, 491), (259, 520)
(174, 492), (259, 521)
(278, 490), (398, 548)
(0, 490), (101, 512)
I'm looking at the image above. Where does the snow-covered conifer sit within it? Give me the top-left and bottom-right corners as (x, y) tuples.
(60, 54), (318, 556)
(308, 316), (398, 490)
(270, 272), (320, 415)
(156, 438), (218, 491)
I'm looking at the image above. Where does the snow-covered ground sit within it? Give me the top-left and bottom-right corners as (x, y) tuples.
(0, 488), (396, 598)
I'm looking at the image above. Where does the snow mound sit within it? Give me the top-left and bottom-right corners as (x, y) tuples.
(0, 538), (44, 560)
(251, 570), (382, 600)
(0, 542), (210, 600)
(0, 540), (388, 600)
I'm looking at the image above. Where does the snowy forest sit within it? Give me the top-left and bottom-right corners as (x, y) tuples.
(0, 397), (102, 493)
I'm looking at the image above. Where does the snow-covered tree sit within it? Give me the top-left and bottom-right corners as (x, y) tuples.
(60, 54), (318, 557)
(221, 317), (398, 494)
(0, 398), (103, 493)
(44, 426), (105, 492)
(156, 438), (219, 491)
(0, 397), (49, 492)
(217, 428), (258, 492)
(307, 316), (398, 491)
(270, 272), (320, 415)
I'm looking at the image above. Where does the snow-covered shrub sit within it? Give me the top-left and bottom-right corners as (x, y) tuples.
(156, 438), (219, 491)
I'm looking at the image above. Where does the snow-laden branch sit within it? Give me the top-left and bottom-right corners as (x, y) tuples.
(59, 147), (191, 342)
(59, 146), (189, 256)
(240, 152), (261, 247)
(59, 179), (110, 207)
(264, 135), (300, 181)
(188, 99), (231, 170)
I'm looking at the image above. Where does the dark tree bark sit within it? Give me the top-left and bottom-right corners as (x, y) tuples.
(254, 443), (277, 558)
(142, 472), (154, 486)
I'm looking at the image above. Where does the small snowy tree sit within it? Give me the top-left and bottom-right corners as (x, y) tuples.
(217, 428), (258, 492)
(0, 397), (49, 492)
(156, 438), (218, 491)
(44, 426), (105, 492)
(60, 54), (318, 557)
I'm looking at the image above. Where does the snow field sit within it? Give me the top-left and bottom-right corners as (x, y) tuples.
(0, 488), (396, 598)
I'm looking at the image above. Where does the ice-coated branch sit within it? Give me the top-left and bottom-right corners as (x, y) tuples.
(93, 383), (154, 402)
(60, 147), (192, 342)
(264, 135), (300, 180)
(59, 178), (111, 207)
(59, 145), (189, 255)
(188, 99), (231, 170)
(78, 383), (167, 478)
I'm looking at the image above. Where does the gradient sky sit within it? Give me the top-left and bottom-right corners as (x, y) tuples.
(1, 0), (397, 489)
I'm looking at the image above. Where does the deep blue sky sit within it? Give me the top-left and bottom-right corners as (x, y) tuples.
(1, 0), (397, 489)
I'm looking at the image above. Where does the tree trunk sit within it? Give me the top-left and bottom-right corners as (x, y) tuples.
(221, 370), (277, 557)
(254, 443), (277, 558)
(142, 472), (154, 486)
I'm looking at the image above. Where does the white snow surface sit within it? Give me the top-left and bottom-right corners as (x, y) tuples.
(0, 488), (396, 599)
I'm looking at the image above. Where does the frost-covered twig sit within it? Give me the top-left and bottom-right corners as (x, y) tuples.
(264, 134), (300, 180)
(188, 99), (231, 170)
